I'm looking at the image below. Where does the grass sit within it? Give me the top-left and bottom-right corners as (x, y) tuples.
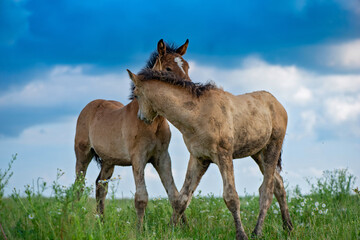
(1, 155), (359, 239)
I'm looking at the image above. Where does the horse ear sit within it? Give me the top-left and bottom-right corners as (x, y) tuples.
(127, 69), (139, 85)
(176, 39), (189, 56)
(157, 39), (166, 56)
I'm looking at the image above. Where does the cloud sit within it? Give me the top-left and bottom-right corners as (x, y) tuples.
(2, 57), (360, 141)
(190, 57), (360, 139)
(326, 39), (360, 69)
(3, 116), (77, 146)
(325, 95), (360, 123)
(145, 166), (160, 181)
(0, 65), (131, 108)
(190, 57), (314, 106)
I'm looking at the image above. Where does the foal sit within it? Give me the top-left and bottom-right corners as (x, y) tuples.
(127, 69), (293, 240)
(74, 39), (190, 226)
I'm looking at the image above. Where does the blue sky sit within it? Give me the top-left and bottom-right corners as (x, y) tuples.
(1, 0), (359, 198)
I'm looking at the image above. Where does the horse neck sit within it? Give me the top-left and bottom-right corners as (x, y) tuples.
(129, 98), (167, 124)
(144, 82), (195, 133)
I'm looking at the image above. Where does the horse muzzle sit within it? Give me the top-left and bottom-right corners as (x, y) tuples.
(137, 110), (153, 124)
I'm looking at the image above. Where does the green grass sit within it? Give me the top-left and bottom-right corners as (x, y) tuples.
(1, 155), (359, 239)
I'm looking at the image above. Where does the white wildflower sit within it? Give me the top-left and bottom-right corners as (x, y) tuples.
(322, 203), (326, 208)
(28, 213), (35, 219)
(301, 202), (305, 207)
(116, 207), (122, 212)
(315, 202), (319, 207)
(273, 209), (278, 214)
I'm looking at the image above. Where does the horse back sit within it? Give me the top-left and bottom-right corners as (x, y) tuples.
(75, 99), (125, 149)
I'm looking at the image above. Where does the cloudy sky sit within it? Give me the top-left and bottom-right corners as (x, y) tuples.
(1, 0), (360, 198)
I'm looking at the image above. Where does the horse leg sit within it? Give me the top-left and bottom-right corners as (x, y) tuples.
(75, 141), (93, 180)
(252, 141), (281, 237)
(171, 154), (210, 225)
(132, 156), (148, 229)
(252, 152), (293, 233)
(274, 171), (293, 232)
(74, 141), (93, 199)
(95, 164), (115, 216)
(217, 153), (248, 240)
(152, 151), (187, 225)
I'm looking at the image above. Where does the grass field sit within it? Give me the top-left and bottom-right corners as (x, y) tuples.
(1, 155), (359, 239)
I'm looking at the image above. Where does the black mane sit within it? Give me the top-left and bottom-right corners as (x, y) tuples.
(129, 42), (181, 100)
(137, 69), (217, 97)
(145, 42), (179, 69)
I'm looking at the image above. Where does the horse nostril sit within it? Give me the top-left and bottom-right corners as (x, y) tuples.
(144, 119), (152, 125)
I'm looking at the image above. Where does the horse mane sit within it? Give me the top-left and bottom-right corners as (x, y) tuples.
(129, 42), (180, 100)
(137, 68), (218, 97)
(145, 42), (179, 69)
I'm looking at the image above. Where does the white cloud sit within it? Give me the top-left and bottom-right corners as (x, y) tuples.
(0, 65), (131, 107)
(299, 111), (317, 138)
(145, 165), (160, 181)
(326, 39), (360, 69)
(190, 57), (314, 106)
(2, 116), (77, 146)
(2, 59), (360, 140)
(190, 56), (360, 138)
(319, 74), (360, 93)
(325, 95), (360, 123)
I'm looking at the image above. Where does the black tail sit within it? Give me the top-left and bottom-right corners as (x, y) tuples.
(91, 148), (102, 168)
(277, 151), (282, 172)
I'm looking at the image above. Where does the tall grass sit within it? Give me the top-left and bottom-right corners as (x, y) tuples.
(1, 156), (359, 239)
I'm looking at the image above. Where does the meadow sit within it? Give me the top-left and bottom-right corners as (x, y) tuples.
(1, 155), (359, 240)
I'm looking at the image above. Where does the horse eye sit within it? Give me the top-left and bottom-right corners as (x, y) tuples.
(134, 95), (138, 99)
(166, 67), (172, 71)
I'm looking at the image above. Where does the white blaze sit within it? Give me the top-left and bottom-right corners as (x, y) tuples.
(174, 57), (186, 74)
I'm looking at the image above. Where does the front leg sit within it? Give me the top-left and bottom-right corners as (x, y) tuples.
(132, 155), (148, 229)
(172, 154), (210, 225)
(152, 151), (187, 225)
(217, 153), (248, 240)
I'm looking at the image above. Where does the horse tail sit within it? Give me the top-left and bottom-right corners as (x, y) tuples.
(277, 151), (282, 172)
(91, 148), (103, 168)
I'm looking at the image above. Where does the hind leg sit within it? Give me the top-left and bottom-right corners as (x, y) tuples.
(74, 139), (93, 200)
(252, 152), (293, 233)
(274, 171), (293, 231)
(96, 164), (115, 215)
(152, 151), (187, 225)
(252, 141), (282, 237)
(75, 138), (93, 181)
